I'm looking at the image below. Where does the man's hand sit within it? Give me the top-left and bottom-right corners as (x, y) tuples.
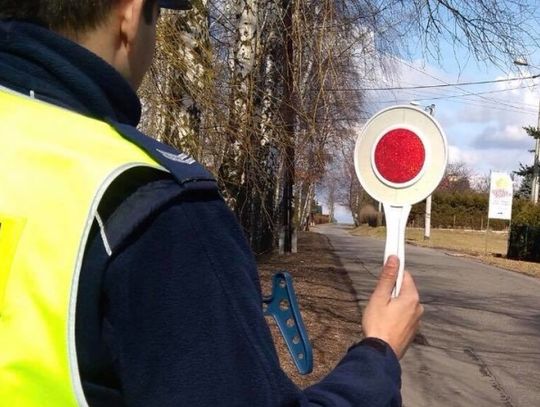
(361, 255), (423, 359)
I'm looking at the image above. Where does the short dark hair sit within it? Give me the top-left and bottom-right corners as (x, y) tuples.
(0, 0), (158, 34)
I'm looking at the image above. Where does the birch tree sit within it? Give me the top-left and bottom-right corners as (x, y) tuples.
(140, 0), (213, 160)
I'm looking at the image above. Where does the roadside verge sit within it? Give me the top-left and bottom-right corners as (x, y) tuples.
(257, 231), (363, 388)
(350, 224), (540, 278)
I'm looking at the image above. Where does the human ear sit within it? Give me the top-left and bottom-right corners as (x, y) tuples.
(118, 0), (146, 47)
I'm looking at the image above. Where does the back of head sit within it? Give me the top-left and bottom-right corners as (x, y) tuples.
(0, 1), (118, 34)
(0, 0), (159, 36)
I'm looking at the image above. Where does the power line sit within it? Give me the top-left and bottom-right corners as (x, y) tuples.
(367, 84), (536, 115)
(325, 74), (540, 92)
(397, 57), (540, 113)
(386, 83), (537, 109)
(365, 57), (540, 115)
(373, 92), (537, 115)
(372, 96), (536, 116)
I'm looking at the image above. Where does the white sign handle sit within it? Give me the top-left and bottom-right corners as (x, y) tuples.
(383, 203), (411, 297)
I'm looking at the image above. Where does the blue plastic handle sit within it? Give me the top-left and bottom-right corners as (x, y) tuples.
(263, 272), (313, 375)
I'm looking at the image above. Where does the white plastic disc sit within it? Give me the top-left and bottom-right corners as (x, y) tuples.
(354, 105), (448, 206)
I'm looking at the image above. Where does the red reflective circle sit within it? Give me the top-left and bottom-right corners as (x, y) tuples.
(374, 128), (425, 184)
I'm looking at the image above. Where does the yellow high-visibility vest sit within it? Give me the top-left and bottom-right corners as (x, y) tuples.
(0, 88), (166, 406)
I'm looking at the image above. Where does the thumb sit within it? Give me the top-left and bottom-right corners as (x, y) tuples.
(373, 255), (400, 298)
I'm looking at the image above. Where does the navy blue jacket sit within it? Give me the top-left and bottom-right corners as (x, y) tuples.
(0, 20), (402, 406)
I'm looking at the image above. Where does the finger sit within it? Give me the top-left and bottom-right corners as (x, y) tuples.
(418, 303), (425, 316)
(373, 255), (400, 298)
(399, 271), (420, 301)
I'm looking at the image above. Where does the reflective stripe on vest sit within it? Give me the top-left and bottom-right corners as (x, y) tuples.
(0, 89), (166, 406)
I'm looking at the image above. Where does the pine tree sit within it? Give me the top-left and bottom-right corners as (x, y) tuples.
(514, 126), (540, 200)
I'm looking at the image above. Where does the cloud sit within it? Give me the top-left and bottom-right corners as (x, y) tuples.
(454, 77), (539, 127)
(448, 144), (532, 174)
(472, 124), (533, 150)
(448, 145), (481, 167)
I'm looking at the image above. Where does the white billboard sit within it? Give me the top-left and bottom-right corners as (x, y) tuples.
(488, 172), (513, 220)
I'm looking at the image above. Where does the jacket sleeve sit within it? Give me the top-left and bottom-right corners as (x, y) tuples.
(300, 340), (402, 406)
(97, 184), (402, 406)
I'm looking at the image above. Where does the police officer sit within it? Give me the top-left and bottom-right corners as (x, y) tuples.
(0, 1), (423, 405)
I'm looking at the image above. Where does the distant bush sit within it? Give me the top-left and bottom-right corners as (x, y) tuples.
(512, 199), (540, 226)
(409, 191), (507, 231)
(506, 200), (540, 262)
(368, 192), (540, 232)
(359, 204), (379, 227)
(399, 191), (540, 261)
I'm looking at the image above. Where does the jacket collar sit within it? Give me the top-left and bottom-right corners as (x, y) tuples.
(0, 20), (141, 126)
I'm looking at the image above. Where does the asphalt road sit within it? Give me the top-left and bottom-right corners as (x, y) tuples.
(315, 223), (540, 407)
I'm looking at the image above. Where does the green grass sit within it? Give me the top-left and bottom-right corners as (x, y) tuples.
(350, 225), (540, 278)
(350, 225), (508, 256)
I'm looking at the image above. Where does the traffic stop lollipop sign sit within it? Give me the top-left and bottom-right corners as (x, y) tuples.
(354, 105), (448, 297)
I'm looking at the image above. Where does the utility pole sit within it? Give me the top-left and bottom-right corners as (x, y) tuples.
(531, 100), (540, 204)
(514, 58), (540, 204)
(424, 104), (435, 240)
(411, 102), (435, 240)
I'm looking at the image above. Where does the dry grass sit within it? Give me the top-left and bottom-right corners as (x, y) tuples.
(351, 225), (540, 278)
(257, 231), (363, 388)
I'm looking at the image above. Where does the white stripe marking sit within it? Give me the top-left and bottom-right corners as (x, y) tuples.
(67, 163), (168, 406)
(95, 211), (112, 256)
